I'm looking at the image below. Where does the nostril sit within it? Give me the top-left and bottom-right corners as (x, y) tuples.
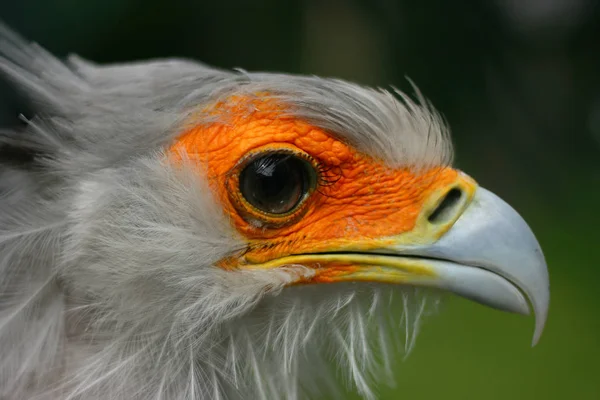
(428, 188), (463, 224)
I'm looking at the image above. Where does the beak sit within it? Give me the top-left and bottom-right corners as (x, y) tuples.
(394, 187), (550, 345)
(245, 180), (550, 345)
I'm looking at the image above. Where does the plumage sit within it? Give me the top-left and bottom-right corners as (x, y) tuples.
(0, 25), (549, 400)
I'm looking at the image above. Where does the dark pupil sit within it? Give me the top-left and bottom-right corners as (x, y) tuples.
(240, 154), (309, 215)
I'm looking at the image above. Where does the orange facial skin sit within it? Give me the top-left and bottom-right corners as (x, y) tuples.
(299, 262), (359, 284)
(169, 96), (460, 267)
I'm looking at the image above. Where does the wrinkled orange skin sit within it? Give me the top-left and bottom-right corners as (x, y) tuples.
(170, 96), (458, 265)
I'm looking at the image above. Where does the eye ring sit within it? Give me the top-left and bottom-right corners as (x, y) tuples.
(227, 146), (319, 227)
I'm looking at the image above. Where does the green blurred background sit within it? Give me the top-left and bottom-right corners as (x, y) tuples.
(1, 0), (599, 398)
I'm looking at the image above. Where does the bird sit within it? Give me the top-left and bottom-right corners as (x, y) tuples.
(0, 25), (549, 400)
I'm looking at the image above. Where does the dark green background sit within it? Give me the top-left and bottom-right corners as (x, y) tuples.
(1, 0), (599, 398)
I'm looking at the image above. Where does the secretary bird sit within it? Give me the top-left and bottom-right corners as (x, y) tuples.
(0, 25), (549, 400)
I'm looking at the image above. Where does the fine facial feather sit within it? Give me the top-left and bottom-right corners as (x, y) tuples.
(0, 25), (449, 399)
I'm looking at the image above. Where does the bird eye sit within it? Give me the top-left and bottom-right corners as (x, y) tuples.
(239, 152), (317, 215)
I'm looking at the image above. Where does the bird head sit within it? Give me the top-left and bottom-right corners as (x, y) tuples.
(0, 26), (549, 400)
